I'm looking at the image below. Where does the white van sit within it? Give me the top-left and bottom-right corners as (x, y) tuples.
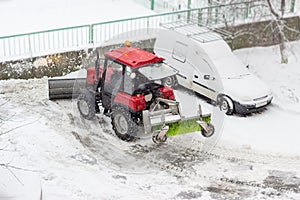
(154, 24), (273, 115)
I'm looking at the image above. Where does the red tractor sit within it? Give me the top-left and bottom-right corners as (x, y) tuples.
(76, 43), (215, 143)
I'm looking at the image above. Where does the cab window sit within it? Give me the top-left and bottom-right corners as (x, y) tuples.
(103, 60), (123, 95)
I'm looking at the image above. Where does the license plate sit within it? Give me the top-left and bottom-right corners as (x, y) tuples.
(256, 101), (267, 108)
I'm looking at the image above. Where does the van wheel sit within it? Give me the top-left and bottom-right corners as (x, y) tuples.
(163, 76), (178, 89)
(219, 96), (234, 115)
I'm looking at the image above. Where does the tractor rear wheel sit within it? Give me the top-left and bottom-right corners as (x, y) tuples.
(77, 89), (95, 120)
(111, 107), (138, 141)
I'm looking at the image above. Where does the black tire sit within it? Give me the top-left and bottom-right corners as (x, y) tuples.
(77, 89), (96, 120)
(201, 123), (215, 138)
(152, 131), (168, 144)
(219, 96), (234, 115)
(162, 76), (178, 89)
(111, 106), (138, 141)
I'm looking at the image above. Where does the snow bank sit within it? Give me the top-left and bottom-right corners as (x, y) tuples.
(235, 40), (300, 114)
(219, 40), (300, 155)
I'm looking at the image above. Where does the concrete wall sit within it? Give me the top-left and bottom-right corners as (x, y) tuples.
(0, 39), (156, 80)
(0, 50), (88, 80)
(226, 16), (300, 50)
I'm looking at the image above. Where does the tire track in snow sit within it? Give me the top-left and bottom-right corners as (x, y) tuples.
(14, 95), (300, 198)
(3, 78), (300, 199)
(127, 141), (300, 197)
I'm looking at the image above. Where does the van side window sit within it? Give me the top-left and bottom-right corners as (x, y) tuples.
(172, 41), (188, 63)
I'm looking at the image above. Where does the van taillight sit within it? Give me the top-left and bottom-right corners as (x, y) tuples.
(158, 86), (175, 100)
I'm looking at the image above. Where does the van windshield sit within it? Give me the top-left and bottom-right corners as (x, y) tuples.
(213, 54), (250, 78)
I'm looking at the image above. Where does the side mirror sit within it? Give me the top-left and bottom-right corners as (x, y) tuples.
(204, 74), (215, 80)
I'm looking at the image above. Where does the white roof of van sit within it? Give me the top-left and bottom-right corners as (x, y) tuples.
(161, 22), (229, 43)
(157, 23), (245, 78)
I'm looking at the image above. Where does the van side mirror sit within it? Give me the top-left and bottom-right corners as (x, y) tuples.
(204, 74), (215, 80)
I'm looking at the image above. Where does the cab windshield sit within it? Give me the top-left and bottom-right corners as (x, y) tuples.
(137, 62), (177, 81)
(122, 62), (177, 95)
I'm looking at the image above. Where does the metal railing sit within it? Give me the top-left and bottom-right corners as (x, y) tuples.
(0, 0), (296, 62)
(0, 25), (90, 61)
(0, 9), (197, 62)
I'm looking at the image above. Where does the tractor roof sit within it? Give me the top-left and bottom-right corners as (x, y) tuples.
(104, 46), (164, 68)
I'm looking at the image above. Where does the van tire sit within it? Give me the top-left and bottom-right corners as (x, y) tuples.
(219, 96), (234, 115)
(163, 76), (178, 89)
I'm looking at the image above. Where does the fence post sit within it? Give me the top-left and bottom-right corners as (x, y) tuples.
(28, 34), (33, 58)
(187, 0), (191, 23)
(150, 0), (154, 10)
(215, 0), (220, 24)
(2, 39), (6, 57)
(198, 8), (203, 25)
(89, 24), (94, 44)
(290, 0), (296, 13)
(208, 5), (212, 25)
(244, 1), (249, 19)
(147, 17), (150, 34)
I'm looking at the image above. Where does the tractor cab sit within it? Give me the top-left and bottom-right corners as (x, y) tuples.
(101, 58), (178, 111)
(94, 45), (178, 114)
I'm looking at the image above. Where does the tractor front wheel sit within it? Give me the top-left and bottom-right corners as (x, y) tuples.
(111, 107), (138, 141)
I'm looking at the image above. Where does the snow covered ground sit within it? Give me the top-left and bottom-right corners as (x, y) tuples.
(1, 41), (300, 199)
(0, 0), (154, 37)
(1, 0), (300, 199)
(225, 41), (300, 155)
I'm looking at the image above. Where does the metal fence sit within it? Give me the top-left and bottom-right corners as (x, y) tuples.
(0, 10), (197, 62)
(0, 0), (296, 62)
(198, 0), (297, 26)
(0, 25), (90, 62)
